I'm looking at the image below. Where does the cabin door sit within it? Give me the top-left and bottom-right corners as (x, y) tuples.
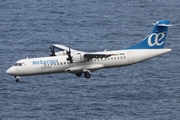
(128, 51), (133, 64)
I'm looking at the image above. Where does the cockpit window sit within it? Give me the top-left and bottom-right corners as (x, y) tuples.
(14, 63), (19, 66)
(14, 63), (23, 66)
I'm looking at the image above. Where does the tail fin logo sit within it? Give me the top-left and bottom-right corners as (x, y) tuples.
(148, 32), (165, 47)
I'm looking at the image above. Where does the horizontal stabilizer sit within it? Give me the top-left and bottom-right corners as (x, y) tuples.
(152, 23), (173, 27)
(152, 20), (173, 27)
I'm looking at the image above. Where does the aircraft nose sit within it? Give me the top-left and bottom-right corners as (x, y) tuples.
(6, 67), (14, 75)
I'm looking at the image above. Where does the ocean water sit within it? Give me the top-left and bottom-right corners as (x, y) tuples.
(0, 0), (180, 120)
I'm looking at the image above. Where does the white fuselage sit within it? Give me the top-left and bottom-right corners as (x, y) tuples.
(6, 49), (171, 77)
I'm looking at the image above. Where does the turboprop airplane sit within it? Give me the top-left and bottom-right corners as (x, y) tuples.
(6, 20), (172, 82)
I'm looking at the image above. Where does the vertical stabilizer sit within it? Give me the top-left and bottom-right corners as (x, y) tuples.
(125, 20), (172, 49)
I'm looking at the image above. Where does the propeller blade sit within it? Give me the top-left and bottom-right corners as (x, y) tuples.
(50, 46), (55, 56)
(66, 48), (73, 63)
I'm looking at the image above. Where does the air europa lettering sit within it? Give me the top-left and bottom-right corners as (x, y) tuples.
(32, 59), (59, 65)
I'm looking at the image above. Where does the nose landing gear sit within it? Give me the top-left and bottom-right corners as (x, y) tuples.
(16, 79), (19, 83)
(15, 76), (20, 83)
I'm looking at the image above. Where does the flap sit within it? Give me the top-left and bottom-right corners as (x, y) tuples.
(84, 53), (112, 59)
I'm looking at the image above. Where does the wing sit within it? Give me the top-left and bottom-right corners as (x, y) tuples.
(50, 44), (113, 62)
(50, 44), (85, 56)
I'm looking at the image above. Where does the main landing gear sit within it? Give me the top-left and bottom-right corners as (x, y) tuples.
(76, 70), (91, 79)
(84, 71), (91, 78)
(76, 72), (82, 77)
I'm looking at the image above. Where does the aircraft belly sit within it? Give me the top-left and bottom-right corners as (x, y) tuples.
(65, 64), (104, 73)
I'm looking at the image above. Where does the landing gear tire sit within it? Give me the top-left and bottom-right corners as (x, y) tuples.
(76, 72), (82, 77)
(16, 79), (19, 83)
(84, 71), (91, 78)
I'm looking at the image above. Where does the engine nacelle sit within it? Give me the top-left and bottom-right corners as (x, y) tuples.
(72, 54), (86, 62)
(55, 51), (67, 56)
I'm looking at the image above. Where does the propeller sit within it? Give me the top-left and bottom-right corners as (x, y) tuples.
(66, 48), (73, 63)
(50, 45), (55, 56)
